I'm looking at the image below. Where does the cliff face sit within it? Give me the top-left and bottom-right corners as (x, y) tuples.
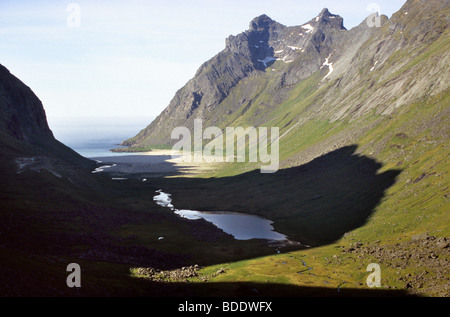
(123, 0), (449, 150)
(0, 64), (53, 144)
(0, 64), (94, 170)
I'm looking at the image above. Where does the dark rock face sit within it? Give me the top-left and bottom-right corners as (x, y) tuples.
(0, 63), (94, 169)
(0, 64), (53, 143)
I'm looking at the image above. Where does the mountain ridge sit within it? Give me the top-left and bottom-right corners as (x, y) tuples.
(0, 0), (448, 297)
(122, 0), (449, 158)
(121, 7), (349, 147)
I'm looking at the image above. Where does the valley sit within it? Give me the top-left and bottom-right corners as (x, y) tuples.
(0, 0), (449, 298)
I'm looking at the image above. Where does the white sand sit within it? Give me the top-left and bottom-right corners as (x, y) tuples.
(91, 149), (219, 177)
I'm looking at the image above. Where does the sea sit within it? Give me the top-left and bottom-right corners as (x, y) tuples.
(48, 116), (154, 158)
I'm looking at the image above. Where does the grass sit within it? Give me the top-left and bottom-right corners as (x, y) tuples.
(111, 144), (172, 153)
(180, 89), (449, 296)
(1, 15), (448, 296)
(2, 85), (447, 298)
(124, 87), (449, 297)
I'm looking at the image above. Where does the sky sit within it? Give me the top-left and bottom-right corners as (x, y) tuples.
(0, 0), (406, 125)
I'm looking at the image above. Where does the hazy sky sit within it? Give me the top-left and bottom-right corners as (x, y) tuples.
(0, 0), (406, 123)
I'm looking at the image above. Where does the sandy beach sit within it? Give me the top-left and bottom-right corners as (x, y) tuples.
(90, 150), (218, 178)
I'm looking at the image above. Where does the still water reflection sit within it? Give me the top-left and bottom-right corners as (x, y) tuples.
(153, 190), (287, 241)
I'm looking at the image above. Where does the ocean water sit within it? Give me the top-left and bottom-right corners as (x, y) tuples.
(48, 116), (154, 158)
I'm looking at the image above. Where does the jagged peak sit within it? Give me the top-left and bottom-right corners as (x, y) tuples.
(319, 8), (331, 17)
(249, 14), (279, 31)
(312, 8), (346, 30)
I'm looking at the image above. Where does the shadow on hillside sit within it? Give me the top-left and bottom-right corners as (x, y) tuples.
(154, 145), (401, 247)
(0, 145), (407, 297)
(0, 252), (415, 298)
(133, 280), (416, 298)
(1, 275), (417, 298)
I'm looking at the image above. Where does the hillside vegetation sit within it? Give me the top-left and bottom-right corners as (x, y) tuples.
(0, 0), (448, 297)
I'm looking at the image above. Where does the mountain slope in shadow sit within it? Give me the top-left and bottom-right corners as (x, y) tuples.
(155, 145), (401, 247)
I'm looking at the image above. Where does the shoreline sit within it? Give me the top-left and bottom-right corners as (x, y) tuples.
(90, 149), (218, 177)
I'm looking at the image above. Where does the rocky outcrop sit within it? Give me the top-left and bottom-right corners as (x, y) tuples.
(134, 265), (202, 282)
(133, 264), (230, 283)
(341, 234), (450, 297)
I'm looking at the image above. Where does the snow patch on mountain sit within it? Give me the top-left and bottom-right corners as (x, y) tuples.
(321, 55), (334, 80)
(301, 24), (314, 33)
(258, 56), (277, 67)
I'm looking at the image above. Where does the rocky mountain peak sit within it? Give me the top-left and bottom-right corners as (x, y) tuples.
(124, 0), (449, 149)
(314, 8), (346, 31)
(249, 14), (279, 31)
(320, 8), (331, 16)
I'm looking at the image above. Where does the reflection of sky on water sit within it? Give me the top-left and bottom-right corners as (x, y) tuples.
(153, 190), (286, 241)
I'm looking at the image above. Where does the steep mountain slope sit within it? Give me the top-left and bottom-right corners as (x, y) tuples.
(122, 8), (349, 147)
(0, 64), (95, 171)
(124, 0), (448, 156)
(122, 0), (449, 296)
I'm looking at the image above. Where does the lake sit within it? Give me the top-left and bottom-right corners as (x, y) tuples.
(153, 190), (287, 241)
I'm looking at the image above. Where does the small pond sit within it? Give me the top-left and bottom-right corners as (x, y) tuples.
(153, 190), (287, 241)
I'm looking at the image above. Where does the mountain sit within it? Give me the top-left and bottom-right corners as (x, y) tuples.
(123, 0), (449, 156)
(0, 64), (94, 171)
(116, 0), (449, 296)
(0, 0), (448, 297)
(122, 8), (347, 146)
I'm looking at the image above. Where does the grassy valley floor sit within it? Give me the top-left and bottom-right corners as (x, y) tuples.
(1, 91), (448, 297)
(119, 90), (449, 297)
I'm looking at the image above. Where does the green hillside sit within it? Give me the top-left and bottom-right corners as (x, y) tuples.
(127, 0), (450, 296)
(1, 0), (448, 298)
